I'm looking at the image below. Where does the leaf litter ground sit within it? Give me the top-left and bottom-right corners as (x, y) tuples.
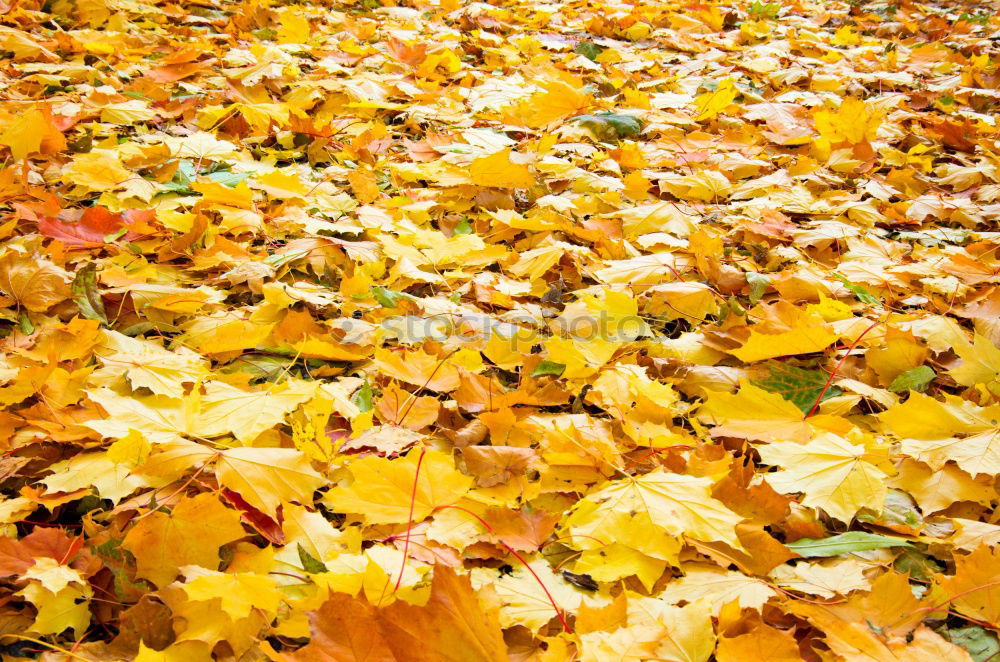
(1, 0), (1000, 659)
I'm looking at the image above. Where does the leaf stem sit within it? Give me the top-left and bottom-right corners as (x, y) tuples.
(392, 446), (426, 592)
(433, 504), (572, 634)
(806, 317), (882, 418)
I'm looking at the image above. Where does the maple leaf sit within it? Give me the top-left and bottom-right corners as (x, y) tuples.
(18, 581), (92, 638)
(215, 447), (325, 518)
(717, 625), (802, 662)
(38, 207), (149, 247)
(293, 567), (507, 662)
(122, 493), (246, 587)
(696, 380), (808, 442)
(324, 449), (471, 525)
(879, 392), (1000, 476)
(752, 361), (843, 413)
(195, 379), (318, 443)
(468, 149), (534, 189)
(373, 347), (470, 393)
(41, 451), (153, 503)
(0, 105), (65, 159)
(950, 334), (1000, 397)
(814, 97), (883, 146)
(180, 570), (284, 621)
(937, 545), (1000, 628)
(0, 251), (73, 313)
(660, 565), (776, 611)
(94, 330), (208, 399)
(561, 468), (745, 563)
(756, 432), (890, 523)
(728, 304), (839, 363)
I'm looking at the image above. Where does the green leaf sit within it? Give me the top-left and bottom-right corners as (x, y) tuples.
(205, 169), (249, 188)
(371, 286), (415, 308)
(161, 159), (197, 194)
(297, 544), (328, 574)
(787, 531), (912, 558)
(573, 41), (604, 61)
(265, 245), (317, 268)
(958, 11), (991, 26)
(452, 218), (472, 235)
(858, 489), (921, 529)
(749, 0), (780, 18)
(104, 227), (128, 243)
(352, 378), (374, 413)
(221, 354), (295, 382)
(889, 365), (935, 393)
(530, 360), (565, 378)
(18, 312), (33, 335)
(893, 547), (942, 582)
(71, 262), (109, 325)
(746, 272), (770, 304)
(942, 626), (1000, 662)
(570, 113), (644, 142)
(93, 537), (149, 600)
(122, 90), (151, 101)
(834, 273), (883, 309)
(751, 362), (841, 413)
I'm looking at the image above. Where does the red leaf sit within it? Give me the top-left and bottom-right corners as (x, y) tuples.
(0, 526), (83, 576)
(39, 207), (150, 247)
(220, 488), (285, 545)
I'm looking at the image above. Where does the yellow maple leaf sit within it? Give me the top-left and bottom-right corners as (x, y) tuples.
(814, 98), (883, 145)
(891, 458), (994, 514)
(216, 447), (325, 518)
(502, 79), (593, 128)
(122, 493), (246, 587)
(562, 468), (744, 563)
(630, 600), (716, 662)
(323, 448), (472, 525)
(470, 560), (588, 631)
(86, 386), (190, 444)
(544, 336), (621, 379)
(694, 79), (738, 121)
(23, 557), (86, 594)
(41, 451), (155, 503)
(0, 251), (73, 313)
(17, 582), (92, 638)
(181, 571), (283, 620)
(949, 334), (1000, 396)
(728, 306), (838, 363)
(756, 432), (888, 523)
(0, 105), (65, 160)
(373, 347), (480, 392)
(717, 625), (802, 662)
(63, 150), (133, 193)
(94, 330), (208, 399)
(660, 564), (776, 611)
(277, 11), (310, 44)
(195, 379), (317, 443)
(469, 149), (534, 189)
(936, 545), (1000, 627)
(696, 380), (808, 442)
(645, 282), (720, 322)
(573, 544), (667, 590)
(192, 179), (256, 209)
(880, 392), (1000, 476)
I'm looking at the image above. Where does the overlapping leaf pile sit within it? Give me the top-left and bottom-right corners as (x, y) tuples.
(1, 0), (999, 658)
